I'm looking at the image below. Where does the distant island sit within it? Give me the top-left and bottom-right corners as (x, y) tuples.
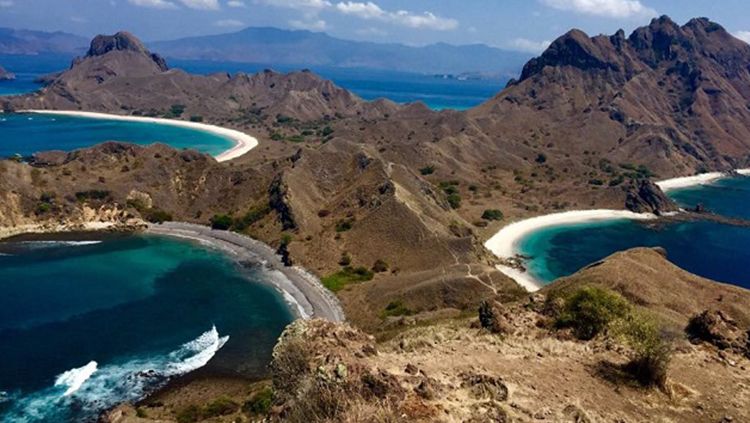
(0, 65), (14, 80)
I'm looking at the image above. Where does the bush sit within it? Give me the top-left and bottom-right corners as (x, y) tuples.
(203, 397), (239, 417)
(169, 104), (185, 117)
(419, 165), (435, 175)
(338, 252), (352, 266)
(612, 312), (672, 388)
(175, 405), (201, 423)
(335, 219), (354, 232)
(243, 387), (274, 415)
(447, 193), (462, 209)
(233, 205), (270, 231)
(321, 266), (374, 292)
(381, 300), (414, 318)
(556, 287), (630, 340)
(535, 153), (547, 164)
(75, 190), (111, 202)
(372, 259), (389, 273)
(210, 214), (233, 230)
(143, 208), (173, 224)
(481, 209), (504, 221)
(189, 115), (203, 122)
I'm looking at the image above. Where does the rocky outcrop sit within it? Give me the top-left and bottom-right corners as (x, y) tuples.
(85, 31), (168, 71)
(624, 179), (679, 215)
(0, 65), (14, 81)
(686, 310), (750, 357)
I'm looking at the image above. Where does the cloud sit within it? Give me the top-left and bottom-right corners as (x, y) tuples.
(540, 0), (656, 18)
(0, 0), (13, 8)
(227, 0), (246, 6)
(128, 0), (178, 9)
(507, 38), (551, 53)
(335, 1), (458, 30)
(215, 19), (245, 27)
(259, 0), (456, 31)
(355, 27), (387, 37)
(734, 31), (750, 44)
(179, 0), (220, 9)
(289, 19), (327, 30)
(258, 0), (331, 10)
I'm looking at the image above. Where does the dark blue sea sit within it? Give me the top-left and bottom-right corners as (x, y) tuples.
(0, 54), (505, 110)
(518, 176), (750, 289)
(0, 235), (294, 422)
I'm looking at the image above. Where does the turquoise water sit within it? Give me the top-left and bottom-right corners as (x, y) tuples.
(0, 113), (235, 158)
(0, 54), (505, 110)
(517, 176), (750, 289)
(0, 235), (294, 422)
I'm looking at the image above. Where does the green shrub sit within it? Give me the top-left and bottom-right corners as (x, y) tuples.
(556, 287), (630, 340)
(381, 300), (414, 318)
(203, 397), (239, 417)
(233, 205), (270, 231)
(176, 405), (201, 423)
(270, 132), (284, 141)
(321, 266), (374, 292)
(210, 214), (233, 230)
(319, 126), (334, 137)
(419, 165), (435, 175)
(588, 178), (604, 186)
(287, 135), (305, 143)
(481, 209), (504, 221)
(143, 208), (173, 224)
(243, 387), (274, 415)
(169, 104), (186, 117)
(189, 115), (203, 122)
(535, 153), (547, 164)
(338, 252), (352, 266)
(447, 193), (462, 209)
(75, 190), (111, 202)
(612, 311), (672, 388)
(335, 219), (354, 232)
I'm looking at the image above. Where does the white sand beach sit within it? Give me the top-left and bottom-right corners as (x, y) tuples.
(20, 110), (258, 162)
(484, 210), (657, 292)
(656, 168), (750, 192)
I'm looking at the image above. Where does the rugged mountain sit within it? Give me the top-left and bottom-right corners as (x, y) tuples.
(150, 26), (529, 75)
(0, 27), (87, 55)
(0, 64), (14, 80)
(7, 31), (398, 123)
(470, 16), (750, 178)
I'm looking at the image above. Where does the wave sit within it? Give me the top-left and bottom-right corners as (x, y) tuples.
(54, 361), (98, 397)
(2, 326), (228, 422)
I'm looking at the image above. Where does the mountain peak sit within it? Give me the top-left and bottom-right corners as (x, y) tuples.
(87, 31), (168, 71)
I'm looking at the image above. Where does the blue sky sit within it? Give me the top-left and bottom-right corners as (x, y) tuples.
(0, 0), (748, 52)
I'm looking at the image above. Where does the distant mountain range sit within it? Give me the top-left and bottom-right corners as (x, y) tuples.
(0, 27), (88, 55)
(149, 27), (530, 75)
(0, 26), (529, 75)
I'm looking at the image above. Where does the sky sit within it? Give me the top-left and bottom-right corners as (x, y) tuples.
(0, 0), (749, 52)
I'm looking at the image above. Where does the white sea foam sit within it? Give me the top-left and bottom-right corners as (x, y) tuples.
(18, 240), (102, 247)
(54, 361), (98, 397)
(5, 326), (228, 422)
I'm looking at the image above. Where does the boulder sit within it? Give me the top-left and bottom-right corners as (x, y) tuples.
(625, 179), (679, 215)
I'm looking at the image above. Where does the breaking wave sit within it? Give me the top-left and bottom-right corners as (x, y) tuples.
(2, 326), (228, 422)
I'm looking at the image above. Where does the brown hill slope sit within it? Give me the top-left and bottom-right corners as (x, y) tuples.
(471, 16), (750, 178)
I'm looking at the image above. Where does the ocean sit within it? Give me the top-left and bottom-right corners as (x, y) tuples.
(0, 234), (294, 422)
(517, 176), (750, 289)
(0, 112), (235, 158)
(0, 54), (506, 110)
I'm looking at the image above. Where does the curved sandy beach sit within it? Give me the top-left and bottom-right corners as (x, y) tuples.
(485, 169), (750, 292)
(484, 210), (656, 292)
(20, 110), (258, 162)
(147, 222), (346, 323)
(656, 168), (750, 192)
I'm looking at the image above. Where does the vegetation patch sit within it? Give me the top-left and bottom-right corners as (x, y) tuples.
(243, 387), (274, 416)
(75, 190), (111, 202)
(381, 300), (414, 318)
(554, 286), (630, 340)
(419, 165), (435, 175)
(481, 209), (504, 221)
(322, 266), (374, 292)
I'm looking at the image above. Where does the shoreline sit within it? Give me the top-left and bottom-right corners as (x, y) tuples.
(146, 222), (345, 322)
(484, 210), (657, 292)
(18, 110), (259, 162)
(656, 168), (750, 192)
(485, 169), (750, 292)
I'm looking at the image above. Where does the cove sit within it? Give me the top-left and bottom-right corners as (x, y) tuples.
(516, 176), (750, 290)
(0, 112), (236, 158)
(0, 234), (294, 422)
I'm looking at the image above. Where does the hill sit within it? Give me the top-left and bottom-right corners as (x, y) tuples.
(149, 26), (530, 76)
